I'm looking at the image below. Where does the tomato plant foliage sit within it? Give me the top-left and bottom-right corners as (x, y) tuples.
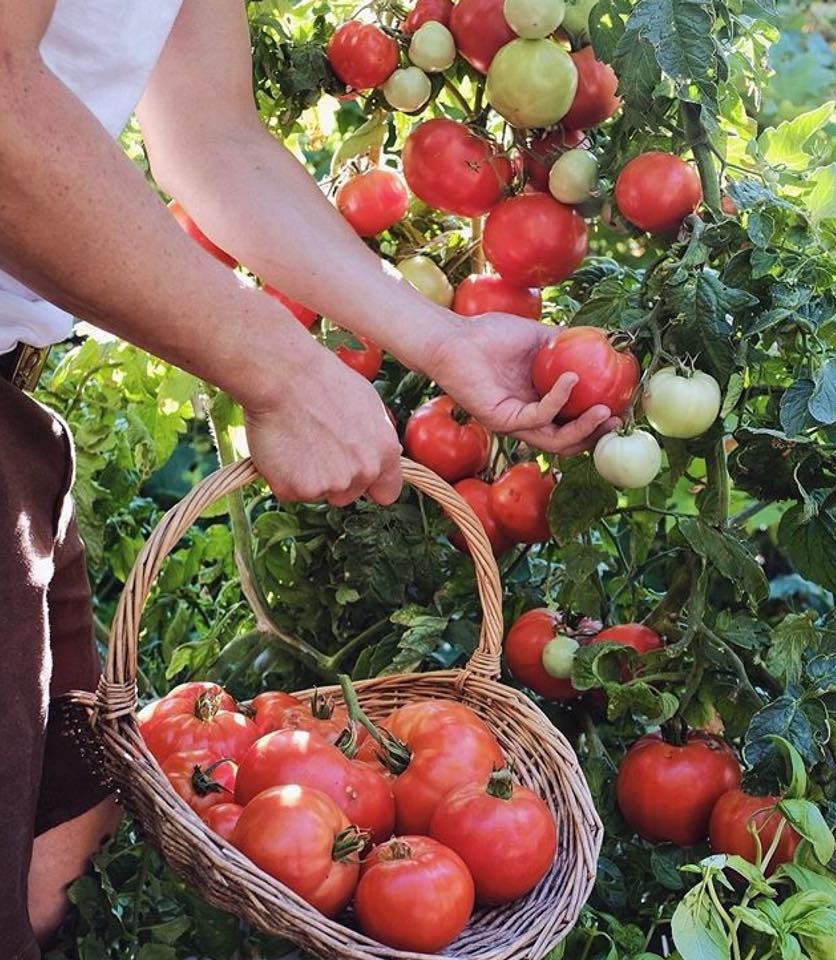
(40, 0), (836, 958)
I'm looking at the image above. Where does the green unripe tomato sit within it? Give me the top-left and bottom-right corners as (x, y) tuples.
(643, 367), (722, 439)
(503, 0), (565, 39)
(408, 21), (456, 73)
(593, 430), (662, 489)
(383, 67), (432, 112)
(396, 255), (455, 307)
(548, 149), (598, 204)
(486, 39), (578, 128)
(561, 0), (597, 41)
(541, 634), (580, 679)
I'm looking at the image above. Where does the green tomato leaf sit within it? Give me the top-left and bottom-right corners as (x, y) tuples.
(766, 735), (809, 800)
(744, 696), (827, 768)
(671, 883), (731, 960)
(804, 164), (836, 226)
(808, 358), (836, 425)
(778, 800), (836, 866)
(766, 612), (820, 685)
(548, 455), (618, 546)
(330, 114), (386, 175)
(758, 101), (836, 172)
(778, 503), (836, 594)
(679, 518), (769, 604)
(779, 380), (816, 437)
(806, 655), (836, 694)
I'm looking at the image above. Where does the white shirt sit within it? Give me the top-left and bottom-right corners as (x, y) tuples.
(0, 0), (183, 354)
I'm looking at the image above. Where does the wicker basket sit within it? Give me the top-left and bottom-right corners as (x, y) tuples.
(79, 456), (603, 960)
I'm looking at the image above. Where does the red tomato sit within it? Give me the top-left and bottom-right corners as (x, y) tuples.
(453, 274), (542, 321)
(263, 285), (318, 329)
(709, 789), (801, 871)
(483, 194), (588, 287)
(589, 623), (663, 680)
(531, 326), (639, 419)
(449, 0), (515, 73)
(404, 395), (491, 483)
(523, 128), (586, 193)
(335, 168), (409, 237)
(617, 732), (741, 845)
(235, 729), (395, 844)
(377, 698), (495, 744)
(615, 152), (703, 234)
(231, 785), (362, 917)
(327, 22), (398, 91)
(404, 0), (453, 32)
(505, 608), (578, 699)
(561, 47), (621, 130)
(402, 119), (512, 217)
(248, 691), (302, 737)
(141, 689), (259, 766)
(167, 201), (237, 268)
(138, 682), (236, 739)
(202, 802), (244, 842)
(489, 463), (555, 544)
(721, 193), (738, 216)
(335, 334), (383, 380)
(430, 768), (557, 904)
(355, 836), (474, 951)
(162, 750), (237, 816)
(449, 478), (514, 557)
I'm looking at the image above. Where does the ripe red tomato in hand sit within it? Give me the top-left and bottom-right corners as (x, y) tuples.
(489, 462), (555, 544)
(709, 789), (801, 871)
(404, 395), (491, 483)
(403, 0), (453, 32)
(531, 326), (639, 419)
(562, 46), (621, 130)
(327, 22), (398, 91)
(167, 201), (237, 268)
(202, 802), (244, 841)
(335, 334), (383, 380)
(263, 285), (318, 329)
(617, 732), (741, 845)
(162, 750), (237, 816)
(231, 784), (363, 917)
(403, 119), (512, 217)
(449, 0), (515, 73)
(335, 168), (409, 237)
(248, 691), (302, 736)
(589, 623), (663, 680)
(450, 478), (514, 557)
(235, 729), (395, 844)
(615, 152), (703, 234)
(141, 688), (258, 765)
(505, 608), (579, 699)
(522, 128), (586, 192)
(453, 274), (543, 321)
(138, 682), (236, 739)
(430, 768), (557, 904)
(356, 836), (474, 951)
(483, 194), (588, 287)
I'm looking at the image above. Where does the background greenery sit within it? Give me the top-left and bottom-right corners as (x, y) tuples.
(37, 1), (836, 958)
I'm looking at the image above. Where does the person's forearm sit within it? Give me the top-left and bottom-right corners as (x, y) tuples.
(145, 121), (457, 373)
(0, 52), (319, 411)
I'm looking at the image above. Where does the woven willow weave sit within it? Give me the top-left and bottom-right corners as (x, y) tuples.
(75, 457), (603, 960)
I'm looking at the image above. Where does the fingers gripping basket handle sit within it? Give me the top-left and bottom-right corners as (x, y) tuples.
(102, 457), (504, 713)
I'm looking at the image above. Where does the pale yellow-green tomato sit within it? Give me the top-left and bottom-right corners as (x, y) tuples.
(541, 634), (579, 679)
(408, 22), (456, 73)
(396, 255), (455, 307)
(503, 0), (566, 40)
(383, 67), (432, 112)
(562, 0), (597, 42)
(593, 430), (662, 489)
(643, 367), (722, 439)
(486, 39), (578, 128)
(548, 149), (598, 204)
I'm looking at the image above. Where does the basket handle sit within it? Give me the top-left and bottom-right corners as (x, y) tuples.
(102, 457), (504, 708)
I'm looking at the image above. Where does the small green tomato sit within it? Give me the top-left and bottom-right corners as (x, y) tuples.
(486, 39), (578, 128)
(541, 634), (580, 679)
(548, 149), (598, 205)
(396, 255), (455, 307)
(383, 67), (432, 112)
(593, 430), (662, 489)
(643, 367), (722, 439)
(408, 22), (457, 73)
(503, 0), (566, 39)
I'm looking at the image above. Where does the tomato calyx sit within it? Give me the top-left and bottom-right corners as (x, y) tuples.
(451, 404), (476, 427)
(485, 766), (515, 801)
(337, 673), (412, 774)
(376, 837), (415, 862)
(661, 716), (689, 747)
(194, 690), (224, 722)
(310, 689), (337, 721)
(332, 825), (371, 863)
(190, 759), (233, 797)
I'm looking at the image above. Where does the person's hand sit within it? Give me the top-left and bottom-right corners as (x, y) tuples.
(243, 347), (402, 506)
(425, 313), (622, 455)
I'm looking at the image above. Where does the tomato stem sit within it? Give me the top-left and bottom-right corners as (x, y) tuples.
(681, 101), (722, 215)
(470, 217), (485, 274)
(485, 767), (515, 800)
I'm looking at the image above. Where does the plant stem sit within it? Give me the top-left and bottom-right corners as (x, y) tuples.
(644, 555), (695, 636)
(730, 500), (769, 529)
(443, 77), (472, 117)
(681, 101), (722, 215)
(707, 877), (741, 960)
(699, 624), (763, 704)
(470, 217), (485, 273)
(322, 618), (390, 672)
(705, 436), (731, 525)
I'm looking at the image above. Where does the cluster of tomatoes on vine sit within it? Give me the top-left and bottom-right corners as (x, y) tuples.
(139, 680), (558, 950)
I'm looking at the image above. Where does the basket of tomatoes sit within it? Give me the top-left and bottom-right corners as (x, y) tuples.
(78, 456), (602, 959)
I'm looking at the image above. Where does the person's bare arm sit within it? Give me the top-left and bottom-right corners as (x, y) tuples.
(0, 0), (402, 506)
(137, 0), (619, 453)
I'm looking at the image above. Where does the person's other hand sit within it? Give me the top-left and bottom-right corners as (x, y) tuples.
(244, 348), (402, 506)
(426, 313), (622, 454)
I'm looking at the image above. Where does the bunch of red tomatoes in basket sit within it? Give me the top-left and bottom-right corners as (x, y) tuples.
(139, 680), (557, 951)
